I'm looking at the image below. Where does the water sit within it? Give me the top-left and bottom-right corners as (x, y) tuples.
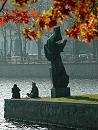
(0, 77), (98, 130)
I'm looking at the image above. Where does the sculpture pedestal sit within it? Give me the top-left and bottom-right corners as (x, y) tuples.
(51, 87), (70, 98)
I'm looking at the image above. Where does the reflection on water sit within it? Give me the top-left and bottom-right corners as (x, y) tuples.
(0, 77), (98, 130)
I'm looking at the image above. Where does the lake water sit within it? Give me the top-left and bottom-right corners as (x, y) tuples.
(0, 77), (98, 130)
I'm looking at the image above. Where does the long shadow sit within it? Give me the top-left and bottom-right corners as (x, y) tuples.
(68, 96), (98, 102)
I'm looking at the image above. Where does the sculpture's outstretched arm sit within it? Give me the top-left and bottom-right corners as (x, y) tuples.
(62, 39), (67, 48)
(58, 39), (67, 52)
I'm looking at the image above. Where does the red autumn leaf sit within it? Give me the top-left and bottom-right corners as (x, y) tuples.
(31, 10), (39, 19)
(91, 0), (96, 3)
(0, 17), (5, 26)
(48, 19), (57, 28)
(23, 10), (28, 13)
(2, 0), (7, 2)
(39, 18), (45, 29)
(0, 0), (97, 42)
(32, 0), (39, 3)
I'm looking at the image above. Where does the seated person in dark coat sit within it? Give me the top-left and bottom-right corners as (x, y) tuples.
(27, 82), (39, 98)
(12, 84), (21, 99)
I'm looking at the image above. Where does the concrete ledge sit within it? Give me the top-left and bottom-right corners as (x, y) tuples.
(4, 99), (98, 129)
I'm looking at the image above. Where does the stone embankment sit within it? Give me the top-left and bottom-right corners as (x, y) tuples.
(4, 99), (98, 129)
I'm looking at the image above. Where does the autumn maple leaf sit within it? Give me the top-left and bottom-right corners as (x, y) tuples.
(0, 17), (5, 26)
(31, 9), (39, 19)
(2, 0), (7, 2)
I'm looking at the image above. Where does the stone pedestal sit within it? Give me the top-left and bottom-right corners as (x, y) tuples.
(51, 87), (70, 98)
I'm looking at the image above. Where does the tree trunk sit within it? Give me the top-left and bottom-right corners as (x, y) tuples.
(73, 40), (80, 62)
(2, 26), (7, 62)
(17, 25), (23, 62)
(94, 39), (98, 63)
(37, 39), (42, 61)
(9, 29), (13, 57)
(97, 42), (98, 63)
(92, 39), (97, 62)
(23, 38), (26, 57)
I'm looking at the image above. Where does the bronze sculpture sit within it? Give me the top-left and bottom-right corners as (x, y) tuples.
(44, 26), (70, 97)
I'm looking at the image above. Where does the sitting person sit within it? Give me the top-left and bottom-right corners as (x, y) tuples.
(12, 84), (21, 99)
(27, 82), (39, 98)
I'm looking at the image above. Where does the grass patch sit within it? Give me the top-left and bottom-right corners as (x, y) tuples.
(24, 94), (98, 104)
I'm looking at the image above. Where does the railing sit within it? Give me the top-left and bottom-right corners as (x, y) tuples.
(0, 57), (50, 64)
(0, 56), (97, 64)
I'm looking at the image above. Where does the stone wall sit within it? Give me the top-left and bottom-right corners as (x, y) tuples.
(0, 63), (98, 78)
(4, 99), (98, 129)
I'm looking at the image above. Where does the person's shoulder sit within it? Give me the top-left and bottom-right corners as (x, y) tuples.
(17, 87), (21, 91)
(35, 86), (38, 89)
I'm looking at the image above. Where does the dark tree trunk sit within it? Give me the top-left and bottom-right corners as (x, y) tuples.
(37, 39), (42, 61)
(17, 25), (23, 62)
(92, 39), (98, 62)
(2, 26), (7, 62)
(97, 42), (98, 63)
(73, 40), (80, 62)
(9, 29), (13, 57)
(23, 38), (26, 56)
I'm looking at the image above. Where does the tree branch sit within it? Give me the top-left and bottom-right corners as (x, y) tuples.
(0, 0), (7, 12)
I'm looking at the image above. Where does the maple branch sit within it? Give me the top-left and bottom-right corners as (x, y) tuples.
(0, 0), (7, 12)
(89, 2), (98, 16)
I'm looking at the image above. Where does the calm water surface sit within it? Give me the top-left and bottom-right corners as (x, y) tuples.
(0, 77), (98, 130)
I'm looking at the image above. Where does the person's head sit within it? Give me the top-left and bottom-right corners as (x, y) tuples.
(53, 26), (62, 42)
(32, 82), (36, 87)
(13, 84), (17, 88)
